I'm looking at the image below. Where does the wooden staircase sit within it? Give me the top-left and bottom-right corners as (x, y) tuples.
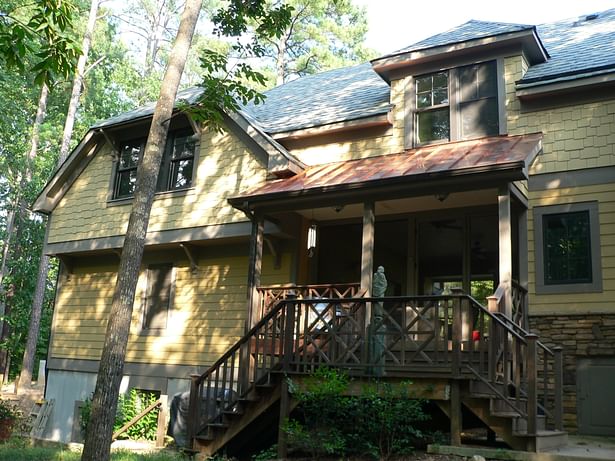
(186, 284), (567, 456)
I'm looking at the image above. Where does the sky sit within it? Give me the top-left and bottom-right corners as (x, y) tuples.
(355, 0), (615, 55)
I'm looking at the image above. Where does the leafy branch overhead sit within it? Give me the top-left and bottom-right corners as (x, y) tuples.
(0, 0), (81, 86)
(187, 0), (293, 130)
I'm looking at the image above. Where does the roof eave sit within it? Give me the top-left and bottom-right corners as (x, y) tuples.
(371, 29), (548, 81)
(228, 161), (529, 214)
(516, 69), (615, 98)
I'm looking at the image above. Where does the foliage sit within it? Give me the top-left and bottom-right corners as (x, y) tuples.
(81, 389), (160, 441)
(286, 368), (430, 460)
(0, 438), (187, 461)
(0, 399), (20, 421)
(253, 0), (376, 86)
(0, 0), (81, 87)
(114, 389), (161, 441)
(185, 0), (292, 130)
(251, 444), (278, 461)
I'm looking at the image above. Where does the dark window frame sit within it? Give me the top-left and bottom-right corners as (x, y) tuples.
(413, 60), (501, 147)
(533, 202), (602, 294)
(111, 130), (197, 200)
(140, 263), (175, 335)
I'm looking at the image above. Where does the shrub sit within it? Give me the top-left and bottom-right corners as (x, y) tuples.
(285, 368), (430, 460)
(80, 389), (160, 441)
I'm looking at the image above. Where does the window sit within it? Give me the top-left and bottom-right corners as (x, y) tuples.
(533, 202), (602, 294)
(113, 130), (196, 200)
(142, 264), (174, 332)
(413, 60), (500, 145)
(416, 72), (450, 143)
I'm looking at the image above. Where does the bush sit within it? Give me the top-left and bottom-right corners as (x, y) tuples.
(80, 389), (160, 441)
(285, 368), (430, 460)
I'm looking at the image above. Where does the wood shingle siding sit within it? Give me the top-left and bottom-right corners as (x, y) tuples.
(48, 127), (267, 244)
(49, 250), (292, 365)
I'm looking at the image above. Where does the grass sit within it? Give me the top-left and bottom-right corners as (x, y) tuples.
(0, 438), (188, 461)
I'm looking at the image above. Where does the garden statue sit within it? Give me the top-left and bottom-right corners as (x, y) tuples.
(370, 266), (387, 376)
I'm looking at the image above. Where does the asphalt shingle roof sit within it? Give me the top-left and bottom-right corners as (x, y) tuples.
(90, 8), (615, 134)
(519, 8), (615, 86)
(243, 63), (391, 134)
(385, 19), (534, 57)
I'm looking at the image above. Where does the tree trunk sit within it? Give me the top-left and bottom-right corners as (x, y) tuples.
(275, 37), (287, 86)
(80, 1), (201, 459)
(16, 0), (101, 395)
(0, 83), (48, 384)
(58, 0), (100, 163)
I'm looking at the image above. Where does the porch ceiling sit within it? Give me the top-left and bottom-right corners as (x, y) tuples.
(229, 133), (542, 213)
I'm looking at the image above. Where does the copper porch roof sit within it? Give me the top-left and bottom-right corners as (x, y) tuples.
(231, 133), (542, 205)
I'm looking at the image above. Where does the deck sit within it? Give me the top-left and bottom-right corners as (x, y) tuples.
(186, 284), (565, 457)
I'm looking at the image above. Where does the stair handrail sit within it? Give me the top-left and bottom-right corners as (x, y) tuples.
(466, 291), (563, 432)
(187, 298), (290, 446)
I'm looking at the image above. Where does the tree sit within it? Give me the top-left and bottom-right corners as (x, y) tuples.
(17, 0), (102, 393)
(259, 0), (374, 86)
(80, 1), (291, 457)
(0, 0), (81, 87)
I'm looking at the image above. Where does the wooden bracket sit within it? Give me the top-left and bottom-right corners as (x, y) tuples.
(56, 255), (73, 279)
(112, 249), (122, 260)
(99, 129), (120, 161)
(264, 236), (282, 269)
(186, 114), (202, 138)
(180, 243), (200, 273)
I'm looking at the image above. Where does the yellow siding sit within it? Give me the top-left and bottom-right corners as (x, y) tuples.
(528, 183), (615, 315)
(48, 127), (267, 244)
(50, 249), (293, 365)
(505, 55), (615, 175)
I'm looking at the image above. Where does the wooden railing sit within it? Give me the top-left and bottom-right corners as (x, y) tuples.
(256, 283), (363, 320)
(187, 293), (563, 447)
(487, 282), (563, 431)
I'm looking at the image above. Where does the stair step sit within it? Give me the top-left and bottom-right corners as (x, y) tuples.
(490, 398), (527, 415)
(194, 433), (214, 442)
(532, 431), (568, 452)
(208, 422), (229, 429)
(512, 415), (546, 433)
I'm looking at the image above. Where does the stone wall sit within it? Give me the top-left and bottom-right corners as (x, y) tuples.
(529, 314), (615, 432)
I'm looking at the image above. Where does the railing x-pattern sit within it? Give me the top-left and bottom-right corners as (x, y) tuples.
(187, 293), (563, 449)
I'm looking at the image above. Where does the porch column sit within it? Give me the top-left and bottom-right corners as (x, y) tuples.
(247, 213), (264, 329)
(498, 185), (513, 317)
(361, 202), (375, 296)
(518, 207), (529, 290)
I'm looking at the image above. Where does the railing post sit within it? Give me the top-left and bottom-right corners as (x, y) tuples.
(554, 345), (564, 431)
(283, 296), (296, 371)
(526, 333), (538, 435)
(187, 374), (200, 450)
(486, 295), (498, 383)
(452, 297), (462, 378)
(156, 394), (168, 448)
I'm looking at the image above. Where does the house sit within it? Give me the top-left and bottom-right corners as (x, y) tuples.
(33, 7), (615, 453)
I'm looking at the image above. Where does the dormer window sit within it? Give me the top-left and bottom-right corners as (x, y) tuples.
(413, 60), (500, 146)
(416, 72), (450, 143)
(113, 130), (196, 200)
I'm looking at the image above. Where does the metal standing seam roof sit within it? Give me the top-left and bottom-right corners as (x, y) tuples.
(231, 133), (543, 202)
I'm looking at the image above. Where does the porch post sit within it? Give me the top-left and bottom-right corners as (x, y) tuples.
(361, 201), (375, 368)
(518, 207), (529, 289)
(247, 213), (264, 329)
(361, 202), (375, 295)
(498, 185), (513, 317)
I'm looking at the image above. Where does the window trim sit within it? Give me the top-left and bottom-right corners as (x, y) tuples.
(140, 264), (176, 336)
(405, 58), (506, 149)
(533, 201), (602, 294)
(108, 129), (199, 201)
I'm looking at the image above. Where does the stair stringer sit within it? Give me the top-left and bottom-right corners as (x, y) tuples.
(194, 374), (298, 456)
(461, 396), (529, 450)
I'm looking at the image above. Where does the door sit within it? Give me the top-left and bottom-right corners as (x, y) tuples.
(577, 358), (615, 435)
